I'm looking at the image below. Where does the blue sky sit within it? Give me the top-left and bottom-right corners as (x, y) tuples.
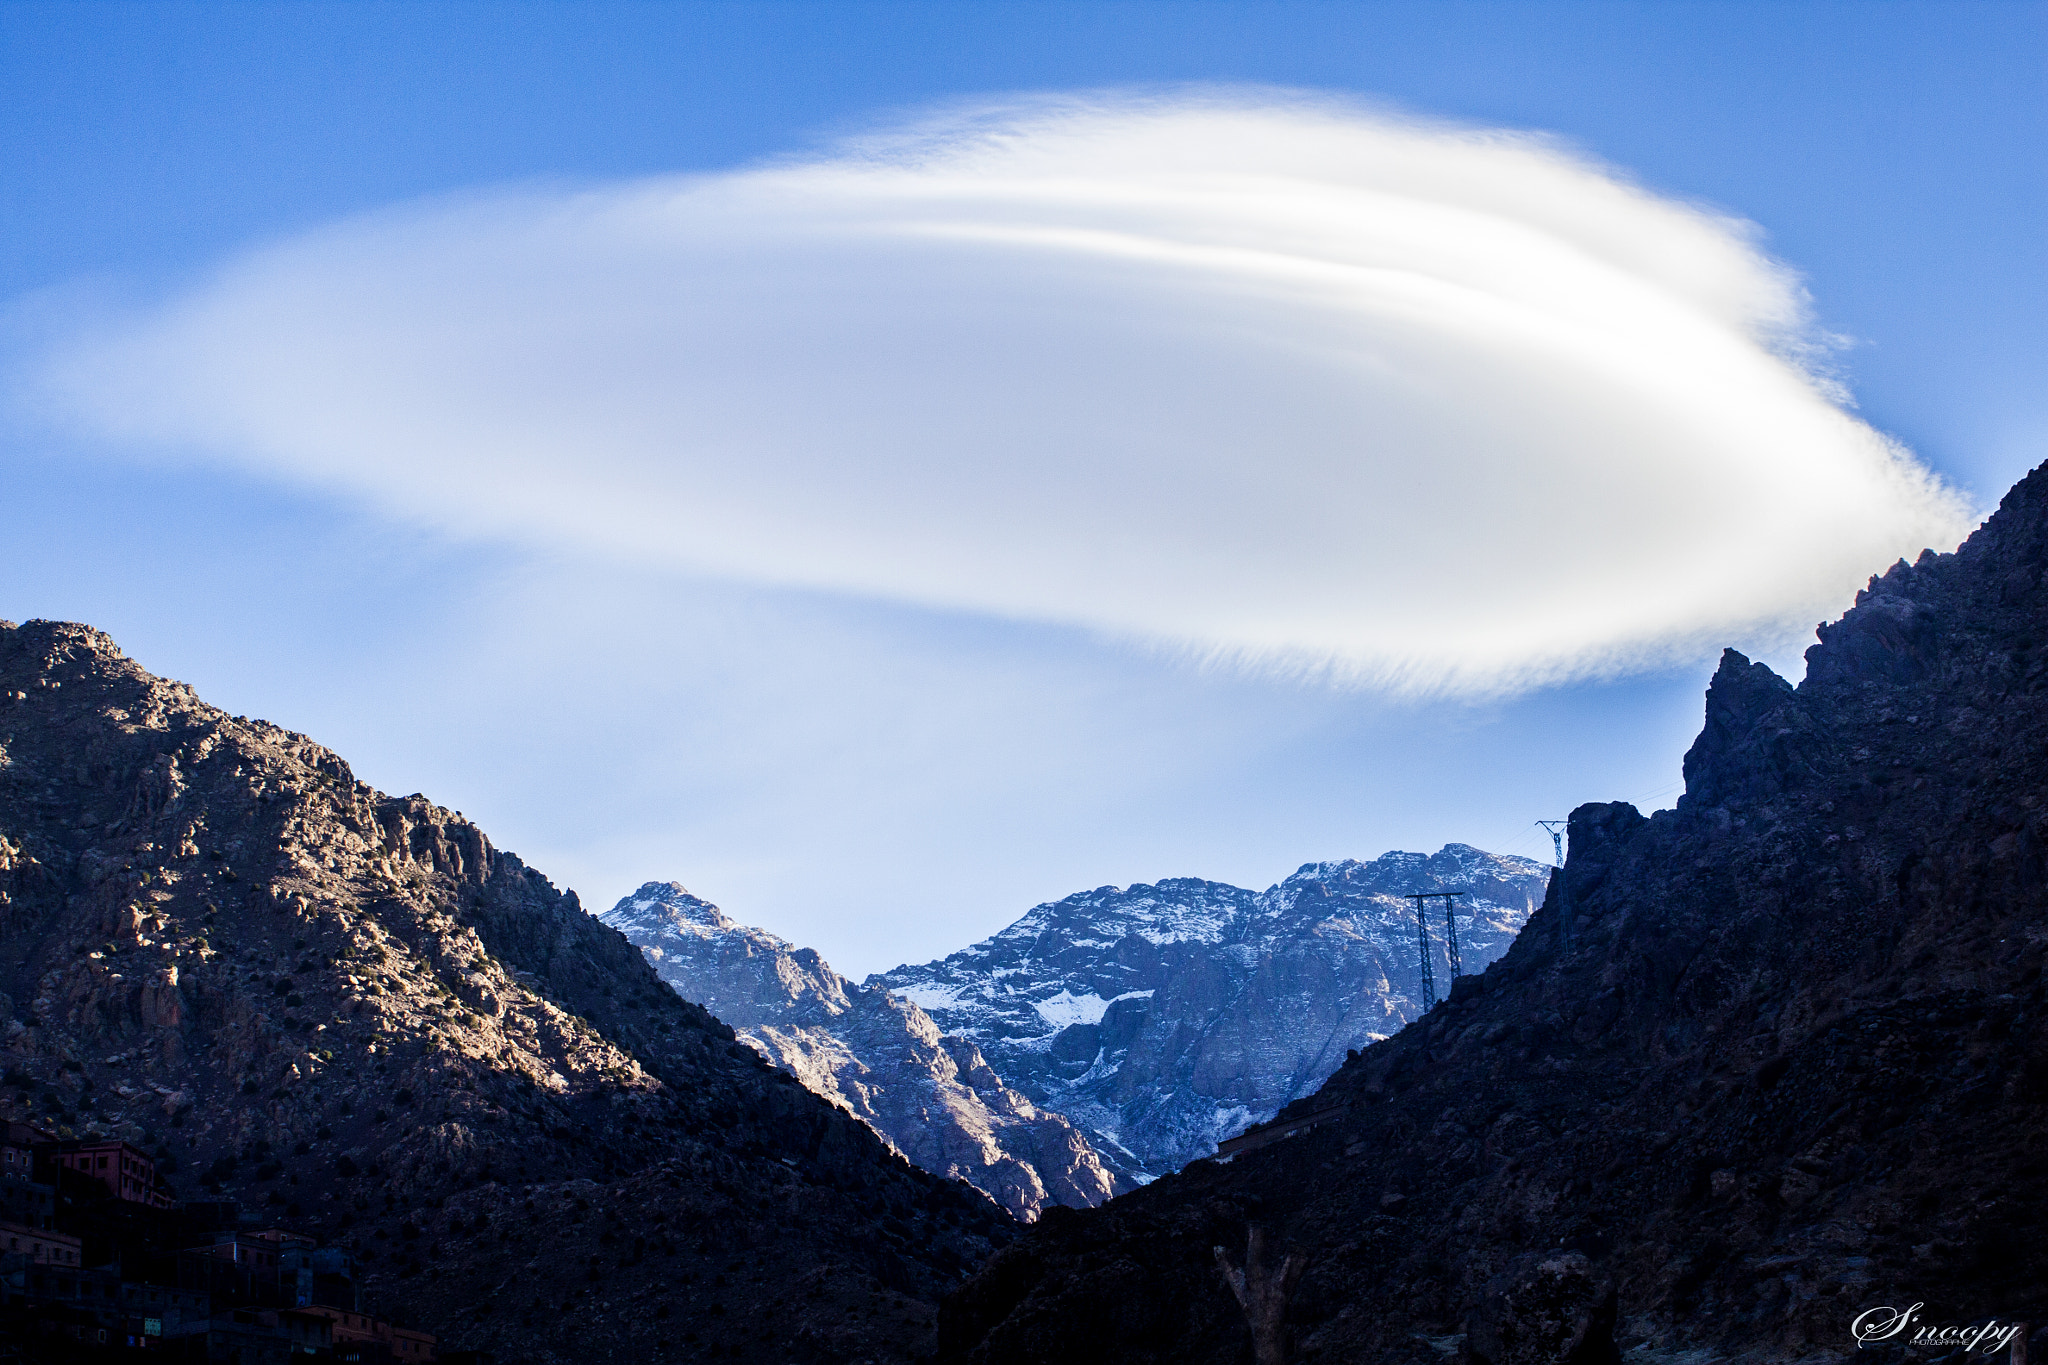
(3, 2), (2042, 976)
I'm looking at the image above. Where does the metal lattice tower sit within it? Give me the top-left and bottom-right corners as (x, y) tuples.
(1404, 891), (1465, 1010)
(1440, 891), (1465, 977)
(1405, 893), (1436, 1011)
(1537, 820), (1573, 949)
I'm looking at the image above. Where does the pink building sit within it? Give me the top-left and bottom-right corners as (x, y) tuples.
(45, 1138), (173, 1208)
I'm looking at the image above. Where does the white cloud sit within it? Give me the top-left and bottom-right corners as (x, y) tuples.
(29, 89), (1973, 692)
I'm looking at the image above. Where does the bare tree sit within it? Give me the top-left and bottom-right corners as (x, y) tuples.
(1213, 1225), (1307, 1365)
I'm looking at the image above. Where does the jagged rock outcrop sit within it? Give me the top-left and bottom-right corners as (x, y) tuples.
(603, 882), (1128, 1219)
(874, 847), (1550, 1174)
(937, 466), (2048, 1365)
(0, 621), (1015, 1363)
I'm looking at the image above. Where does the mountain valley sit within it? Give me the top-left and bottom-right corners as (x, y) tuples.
(602, 882), (1128, 1220)
(9, 454), (2048, 1363)
(602, 851), (1550, 1202)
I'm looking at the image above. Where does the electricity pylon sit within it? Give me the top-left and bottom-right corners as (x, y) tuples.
(1404, 891), (1466, 1010)
(1536, 820), (1573, 950)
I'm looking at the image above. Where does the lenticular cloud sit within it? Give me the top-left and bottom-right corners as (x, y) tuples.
(34, 91), (1973, 691)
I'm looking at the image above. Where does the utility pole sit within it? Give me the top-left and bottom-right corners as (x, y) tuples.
(1537, 820), (1573, 950)
(1404, 891), (1466, 1010)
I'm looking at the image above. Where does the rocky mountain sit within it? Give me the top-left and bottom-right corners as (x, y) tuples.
(874, 846), (1550, 1175)
(601, 881), (1128, 1219)
(0, 620), (1016, 1365)
(938, 465), (2048, 1365)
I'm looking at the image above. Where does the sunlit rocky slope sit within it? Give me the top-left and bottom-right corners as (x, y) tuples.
(602, 881), (1129, 1219)
(0, 621), (1014, 1364)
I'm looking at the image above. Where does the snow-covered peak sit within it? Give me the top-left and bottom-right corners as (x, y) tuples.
(1263, 845), (1550, 912)
(936, 876), (1257, 965)
(601, 879), (749, 940)
(602, 881), (848, 1023)
(868, 843), (1552, 1174)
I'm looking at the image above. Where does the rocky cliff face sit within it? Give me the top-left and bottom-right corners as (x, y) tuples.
(0, 621), (1015, 1364)
(602, 881), (1128, 1219)
(874, 846), (1550, 1175)
(938, 466), (2048, 1365)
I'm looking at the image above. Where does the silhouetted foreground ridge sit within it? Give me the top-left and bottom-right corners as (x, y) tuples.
(940, 462), (2048, 1364)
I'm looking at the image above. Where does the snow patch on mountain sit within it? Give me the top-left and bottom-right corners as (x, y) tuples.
(1032, 989), (1154, 1030)
(894, 982), (974, 1012)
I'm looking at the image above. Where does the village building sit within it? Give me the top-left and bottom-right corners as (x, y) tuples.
(0, 1122), (51, 1181)
(0, 1219), (80, 1266)
(204, 1304), (336, 1362)
(0, 1120), (442, 1361)
(304, 1302), (438, 1360)
(42, 1137), (174, 1208)
(0, 1122), (58, 1242)
(392, 1324), (437, 1360)
(0, 1170), (54, 1233)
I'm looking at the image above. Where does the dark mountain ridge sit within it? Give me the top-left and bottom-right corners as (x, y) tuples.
(939, 462), (2048, 1364)
(0, 620), (1013, 1363)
